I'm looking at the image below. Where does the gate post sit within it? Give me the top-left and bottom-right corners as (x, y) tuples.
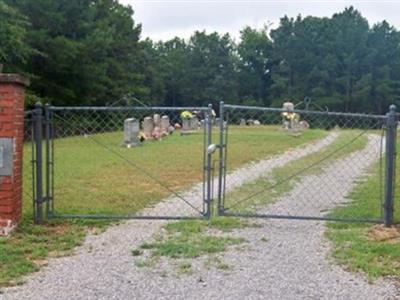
(33, 102), (44, 224)
(205, 104), (213, 219)
(384, 104), (397, 227)
(44, 104), (54, 218)
(0, 74), (29, 235)
(217, 101), (225, 215)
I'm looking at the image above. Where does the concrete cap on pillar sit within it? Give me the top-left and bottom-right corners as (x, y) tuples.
(0, 74), (30, 87)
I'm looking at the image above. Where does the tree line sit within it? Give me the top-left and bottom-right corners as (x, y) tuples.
(2, 1), (400, 114)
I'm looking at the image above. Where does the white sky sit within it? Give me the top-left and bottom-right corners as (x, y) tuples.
(119, 0), (400, 41)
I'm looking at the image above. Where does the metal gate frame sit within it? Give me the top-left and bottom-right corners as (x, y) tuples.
(217, 102), (397, 226)
(30, 103), (214, 223)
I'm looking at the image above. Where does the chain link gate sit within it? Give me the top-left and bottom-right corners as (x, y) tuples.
(28, 103), (214, 223)
(217, 102), (397, 225)
(25, 102), (397, 225)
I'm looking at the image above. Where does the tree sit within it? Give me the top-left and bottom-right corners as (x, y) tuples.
(2, 3), (400, 113)
(0, 1), (31, 73)
(153, 37), (189, 106)
(237, 26), (274, 106)
(360, 21), (400, 113)
(8, 0), (146, 105)
(184, 31), (237, 106)
(329, 6), (370, 111)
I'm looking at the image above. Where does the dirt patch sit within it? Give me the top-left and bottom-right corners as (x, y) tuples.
(368, 224), (400, 244)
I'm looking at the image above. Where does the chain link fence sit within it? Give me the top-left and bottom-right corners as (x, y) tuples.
(23, 110), (36, 221)
(217, 103), (396, 224)
(23, 102), (398, 226)
(25, 104), (214, 222)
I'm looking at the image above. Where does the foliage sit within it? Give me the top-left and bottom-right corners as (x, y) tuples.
(0, 1), (32, 73)
(3, 3), (400, 113)
(6, 0), (144, 106)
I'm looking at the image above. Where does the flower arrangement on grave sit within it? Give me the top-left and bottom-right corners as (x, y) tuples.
(180, 111), (193, 120)
(281, 111), (300, 131)
(281, 111), (298, 120)
(138, 132), (146, 142)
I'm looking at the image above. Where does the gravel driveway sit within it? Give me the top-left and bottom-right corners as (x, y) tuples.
(1, 132), (398, 300)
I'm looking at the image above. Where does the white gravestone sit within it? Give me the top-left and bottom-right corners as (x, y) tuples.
(161, 115), (170, 135)
(182, 119), (190, 130)
(153, 114), (161, 128)
(181, 119), (192, 135)
(191, 116), (199, 130)
(123, 118), (140, 147)
(143, 117), (154, 139)
(283, 102), (294, 112)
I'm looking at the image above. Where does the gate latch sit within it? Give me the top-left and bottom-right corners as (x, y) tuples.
(207, 144), (220, 155)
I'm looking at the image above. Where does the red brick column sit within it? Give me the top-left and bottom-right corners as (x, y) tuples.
(0, 74), (29, 235)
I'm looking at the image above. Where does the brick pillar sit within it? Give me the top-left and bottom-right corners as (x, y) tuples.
(0, 74), (29, 235)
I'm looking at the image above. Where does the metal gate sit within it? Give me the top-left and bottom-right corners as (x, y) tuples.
(217, 103), (397, 225)
(28, 103), (214, 223)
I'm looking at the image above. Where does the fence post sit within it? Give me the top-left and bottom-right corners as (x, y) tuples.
(217, 101), (225, 215)
(44, 104), (51, 218)
(384, 104), (397, 227)
(33, 102), (44, 224)
(205, 104), (213, 219)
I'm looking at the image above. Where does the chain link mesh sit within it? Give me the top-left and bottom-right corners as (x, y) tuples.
(23, 111), (35, 217)
(34, 106), (212, 219)
(218, 105), (388, 222)
(23, 104), (397, 223)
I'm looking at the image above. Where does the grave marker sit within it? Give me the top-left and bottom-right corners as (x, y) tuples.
(143, 117), (154, 139)
(123, 118), (140, 147)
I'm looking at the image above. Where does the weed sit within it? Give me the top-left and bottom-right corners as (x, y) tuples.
(131, 249), (143, 256)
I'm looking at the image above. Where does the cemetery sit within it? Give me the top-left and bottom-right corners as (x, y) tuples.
(1, 1), (400, 298)
(0, 79), (399, 299)
(123, 111), (203, 147)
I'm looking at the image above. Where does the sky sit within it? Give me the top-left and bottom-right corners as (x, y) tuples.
(119, 0), (400, 41)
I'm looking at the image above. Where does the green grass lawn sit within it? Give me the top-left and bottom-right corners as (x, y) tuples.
(326, 135), (400, 280)
(0, 126), (325, 286)
(224, 130), (369, 213)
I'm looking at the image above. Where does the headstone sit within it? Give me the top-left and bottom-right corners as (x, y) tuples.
(161, 115), (170, 135)
(283, 102), (294, 112)
(283, 121), (290, 130)
(143, 117), (154, 139)
(299, 120), (310, 130)
(191, 116), (199, 130)
(182, 118), (191, 134)
(254, 120), (261, 126)
(240, 119), (246, 126)
(153, 114), (161, 128)
(291, 115), (300, 132)
(123, 118), (140, 147)
(168, 125), (175, 134)
(246, 119), (254, 126)
(282, 102), (298, 131)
